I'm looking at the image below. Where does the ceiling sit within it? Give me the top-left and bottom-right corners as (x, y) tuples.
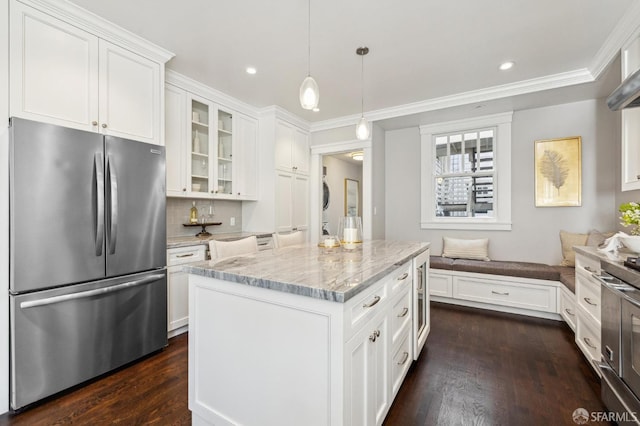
(69, 0), (636, 130)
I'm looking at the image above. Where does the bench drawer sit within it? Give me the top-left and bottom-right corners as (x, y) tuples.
(453, 276), (557, 313)
(429, 272), (452, 298)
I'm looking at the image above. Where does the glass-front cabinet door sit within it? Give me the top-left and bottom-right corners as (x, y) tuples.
(215, 108), (234, 196)
(189, 96), (213, 196)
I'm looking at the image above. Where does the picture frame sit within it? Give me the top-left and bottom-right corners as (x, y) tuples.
(344, 178), (359, 216)
(534, 136), (582, 207)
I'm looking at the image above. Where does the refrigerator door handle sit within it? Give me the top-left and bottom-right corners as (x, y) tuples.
(19, 273), (165, 309)
(94, 153), (104, 256)
(107, 155), (119, 254)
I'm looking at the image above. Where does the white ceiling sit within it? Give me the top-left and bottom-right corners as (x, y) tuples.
(69, 0), (636, 129)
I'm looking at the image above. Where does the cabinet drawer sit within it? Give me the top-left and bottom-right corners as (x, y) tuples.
(576, 274), (601, 325)
(576, 308), (601, 364)
(345, 280), (388, 341)
(391, 330), (412, 397)
(167, 246), (206, 266)
(430, 272), (452, 297)
(575, 253), (600, 276)
(389, 262), (412, 295)
(453, 277), (556, 313)
(390, 288), (412, 345)
(559, 289), (577, 332)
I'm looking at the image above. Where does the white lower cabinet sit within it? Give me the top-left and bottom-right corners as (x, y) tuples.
(574, 252), (602, 372)
(189, 251), (429, 426)
(345, 310), (390, 426)
(559, 287), (577, 332)
(167, 245), (206, 335)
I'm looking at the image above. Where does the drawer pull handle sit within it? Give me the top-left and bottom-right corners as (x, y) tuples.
(397, 352), (410, 366)
(363, 295), (381, 308)
(564, 308), (575, 316)
(176, 253), (195, 258)
(397, 272), (409, 281)
(397, 307), (409, 318)
(584, 266), (596, 273)
(584, 337), (597, 349)
(491, 291), (509, 296)
(584, 297), (597, 306)
(369, 329), (380, 343)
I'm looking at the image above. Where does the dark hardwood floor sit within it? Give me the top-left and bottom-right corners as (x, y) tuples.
(0, 302), (610, 425)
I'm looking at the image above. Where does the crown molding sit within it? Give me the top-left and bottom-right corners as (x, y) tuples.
(166, 70), (260, 118)
(589, 0), (640, 78)
(310, 68), (593, 133)
(17, 0), (174, 63)
(258, 105), (310, 131)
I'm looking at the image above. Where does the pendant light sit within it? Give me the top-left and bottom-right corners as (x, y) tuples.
(356, 46), (370, 140)
(299, 0), (319, 110)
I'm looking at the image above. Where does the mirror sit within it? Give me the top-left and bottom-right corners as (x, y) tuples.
(344, 178), (359, 216)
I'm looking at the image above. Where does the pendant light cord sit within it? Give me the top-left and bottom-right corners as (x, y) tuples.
(361, 52), (364, 116)
(307, 0), (311, 76)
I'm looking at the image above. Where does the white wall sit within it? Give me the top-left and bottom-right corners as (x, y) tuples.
(385, 99), (617, 265)
(371, 124), (386, 239)
(1, 0), (9, 413)
(322, 155), (362, 236)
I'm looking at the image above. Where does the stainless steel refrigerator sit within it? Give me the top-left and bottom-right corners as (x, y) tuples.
(9, 118), (168, 410)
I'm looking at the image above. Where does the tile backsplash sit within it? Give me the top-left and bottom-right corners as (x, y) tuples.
(166, 198), (243, 237)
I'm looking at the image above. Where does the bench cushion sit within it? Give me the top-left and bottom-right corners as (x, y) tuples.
(430, 256), (575, 293)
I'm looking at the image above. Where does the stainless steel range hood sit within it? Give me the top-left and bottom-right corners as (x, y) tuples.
(607, 67), (640, 110)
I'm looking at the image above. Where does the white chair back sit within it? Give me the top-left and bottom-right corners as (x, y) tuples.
(272, 231), (305, 248)
(209, 236), (258, 260)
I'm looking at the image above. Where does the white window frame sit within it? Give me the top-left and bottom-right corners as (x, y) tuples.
(420, 112), (513, 231)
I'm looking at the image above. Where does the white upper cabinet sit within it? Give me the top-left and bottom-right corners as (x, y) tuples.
(98, 41), (160, 143)
(165, 84), (188, 196)
(275, 121), (309, 175)
(9, 0), (172, 145)
(164, 81), (258, 201)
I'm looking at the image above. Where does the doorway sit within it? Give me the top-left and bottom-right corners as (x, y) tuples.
(310, 140), (372, 244)
(321, 153), (364, 237)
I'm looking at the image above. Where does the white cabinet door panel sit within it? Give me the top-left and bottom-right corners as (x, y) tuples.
(10, 1), (99, 129)
(236, 114), (258, 200)
(165, 84), (187, 195)
(275, 172), (293, 232)
(293, 174), (309, 230)
(99, 40), (160, 144)
(293, 128), (309, 174)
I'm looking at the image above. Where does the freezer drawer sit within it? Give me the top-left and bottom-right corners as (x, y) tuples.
(10, 270), (168, 410)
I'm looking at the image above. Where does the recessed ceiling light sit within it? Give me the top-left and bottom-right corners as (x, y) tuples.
(312, 107), (320, 112)
(350, 151), (364, 161)
(246, 67), (257, 75)
(499, 61), (515, 71)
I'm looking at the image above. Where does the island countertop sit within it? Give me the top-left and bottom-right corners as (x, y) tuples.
(184, 240), (430, 303)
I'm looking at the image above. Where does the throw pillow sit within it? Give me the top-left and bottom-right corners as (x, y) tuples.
(586, 229), (615, 247)
(559, 230), (589, 266)
(442, 237), (490, 261)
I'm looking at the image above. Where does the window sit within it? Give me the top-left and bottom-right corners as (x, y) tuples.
(420, 112), (512, 230)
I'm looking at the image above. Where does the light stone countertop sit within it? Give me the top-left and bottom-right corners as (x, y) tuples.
(184, 240), (430, 303)
(167, 231), (273, 249)
(574, 245), (630, 265)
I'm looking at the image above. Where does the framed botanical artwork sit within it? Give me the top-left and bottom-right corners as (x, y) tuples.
(534, 136), (582, 207)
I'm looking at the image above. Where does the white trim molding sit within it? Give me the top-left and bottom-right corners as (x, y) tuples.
(420, 112), (513, 231)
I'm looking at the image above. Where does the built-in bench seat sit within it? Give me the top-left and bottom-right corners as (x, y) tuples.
(429, 256), (575, 322)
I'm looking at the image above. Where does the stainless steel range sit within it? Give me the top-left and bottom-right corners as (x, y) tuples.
(595, 259), (640, 425)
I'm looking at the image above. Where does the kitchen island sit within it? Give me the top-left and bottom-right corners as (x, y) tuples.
(184, 240), (430, 426)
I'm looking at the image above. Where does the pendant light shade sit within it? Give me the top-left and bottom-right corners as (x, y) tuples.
(356, 116), (370, 140)
(300, 0), (319, 110)
(355, 46), (370, 140)
(300, 75), (319, 110)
